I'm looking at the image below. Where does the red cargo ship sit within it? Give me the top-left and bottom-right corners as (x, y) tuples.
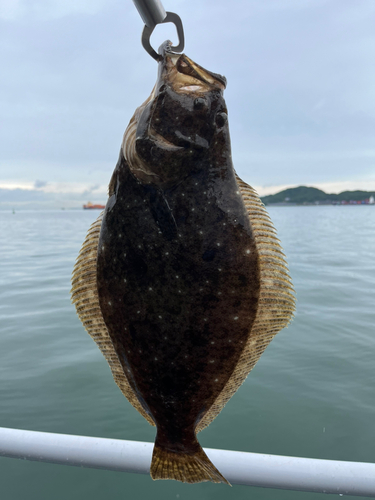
(83, 202), (105, 210)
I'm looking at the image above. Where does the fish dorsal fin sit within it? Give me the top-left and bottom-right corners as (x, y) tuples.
(71, 212), (155, 427)
(196, 175), (296, 432)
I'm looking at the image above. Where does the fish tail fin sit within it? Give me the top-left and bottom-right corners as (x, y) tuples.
(150, 442), (230, 485)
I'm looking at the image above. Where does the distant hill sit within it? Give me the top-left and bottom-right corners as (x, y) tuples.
(261, 186), (375, 205)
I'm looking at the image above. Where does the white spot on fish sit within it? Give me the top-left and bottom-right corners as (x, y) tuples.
(108, 301), (112, 306)
(234, 316), (239, 321)
(209, 360), (215, 363)
(211, 341), (215, 344)
(149, 287), (153, 291)
(158, 315), (162, 319)
(154, 357), (158, 361)
(216, 242), (221, 246)
(246, 249), (251, 254)
(214, 378), (219, 382)
(137, 310), (140, 314)
(101, 245), (105, 251)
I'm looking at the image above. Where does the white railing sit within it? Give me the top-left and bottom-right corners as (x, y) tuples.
(1, 427), (375, 496)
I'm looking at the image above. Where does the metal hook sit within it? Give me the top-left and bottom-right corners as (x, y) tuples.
(141, 12), (185, 62)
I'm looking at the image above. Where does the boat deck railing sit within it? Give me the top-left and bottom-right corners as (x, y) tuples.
(1, 427), (375, 496)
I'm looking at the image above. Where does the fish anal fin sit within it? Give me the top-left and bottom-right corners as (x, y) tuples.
(150, 443), (230, 485)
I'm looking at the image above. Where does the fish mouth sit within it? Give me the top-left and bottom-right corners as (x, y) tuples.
(159, 44), (227, 95)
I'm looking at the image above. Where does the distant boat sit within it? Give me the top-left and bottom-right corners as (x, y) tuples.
(83, 202), (105, 210)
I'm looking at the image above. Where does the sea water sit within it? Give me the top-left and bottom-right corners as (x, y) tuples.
(0, 206), (374, 500)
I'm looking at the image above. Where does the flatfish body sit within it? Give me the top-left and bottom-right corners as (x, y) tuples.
(71, 43), (295, 485)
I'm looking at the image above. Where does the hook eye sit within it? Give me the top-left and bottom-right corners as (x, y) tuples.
(141, 12), (185, 61)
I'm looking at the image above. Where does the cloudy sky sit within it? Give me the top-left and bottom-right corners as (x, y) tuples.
(1, 0), (374, 208)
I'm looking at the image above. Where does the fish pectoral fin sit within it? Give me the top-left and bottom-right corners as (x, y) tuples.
(150, 442), (230, 485)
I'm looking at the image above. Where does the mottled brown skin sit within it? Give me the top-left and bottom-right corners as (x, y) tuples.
(97, 46), (260, 456)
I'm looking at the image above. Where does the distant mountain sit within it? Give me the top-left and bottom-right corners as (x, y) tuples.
(261, 186), (375, 205)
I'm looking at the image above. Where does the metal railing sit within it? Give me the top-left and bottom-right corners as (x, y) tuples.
(0, 427), (374, 496)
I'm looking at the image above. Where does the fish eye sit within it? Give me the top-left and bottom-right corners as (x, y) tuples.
(215, 112), (228, 128)
(194, 97), (207, 110)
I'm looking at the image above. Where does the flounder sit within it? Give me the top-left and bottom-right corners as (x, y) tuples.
(71, 42), (295, 485)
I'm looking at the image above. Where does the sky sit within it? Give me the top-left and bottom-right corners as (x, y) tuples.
(0, 0), (374, 208)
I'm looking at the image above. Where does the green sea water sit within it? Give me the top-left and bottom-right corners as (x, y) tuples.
(0, 206), (374, 499)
